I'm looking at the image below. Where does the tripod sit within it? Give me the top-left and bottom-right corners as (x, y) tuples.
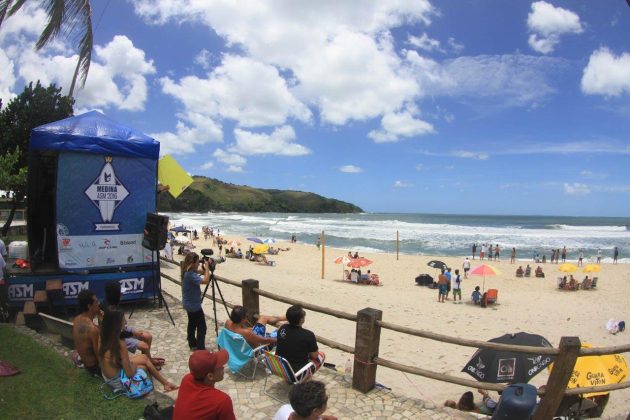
(129, 234), (175, 326)
(200, 261), (230, 336)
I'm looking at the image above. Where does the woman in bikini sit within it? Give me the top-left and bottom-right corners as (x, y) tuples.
(99, 309), (178, 393)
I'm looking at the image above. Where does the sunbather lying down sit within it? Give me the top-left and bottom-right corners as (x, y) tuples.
(254, 254), (275, 266)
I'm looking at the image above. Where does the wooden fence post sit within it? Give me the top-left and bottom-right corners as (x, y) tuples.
(353, 307), (382, 393)
(534, 336), (581, 420)
(241, 279), (260, 319)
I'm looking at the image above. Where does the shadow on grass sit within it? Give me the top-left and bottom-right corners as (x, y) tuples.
(0, 325), (146, 419)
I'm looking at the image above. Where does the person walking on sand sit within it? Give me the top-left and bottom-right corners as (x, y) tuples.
(613, 246), (619, 264)
(596, 248), (602, 264)
(472, 243), (477, 260)
(510, 247), (516, 264)
(578, 249), (584, 267)
(462, 257), (471, 279)
(480, 243), (486, 261)
(561, 246), (567, 263)
(494, 244), (500, 261)
(452, 269), (462, 303)
(445, 267), (452, 301)
(488, 244), (493, 261)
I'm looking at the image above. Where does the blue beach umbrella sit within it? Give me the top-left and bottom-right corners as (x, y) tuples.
(262, 238), (276, 244)
(247, 237), (263, 244)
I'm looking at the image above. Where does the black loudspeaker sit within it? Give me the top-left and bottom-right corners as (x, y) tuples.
(142, 213), (169, 251)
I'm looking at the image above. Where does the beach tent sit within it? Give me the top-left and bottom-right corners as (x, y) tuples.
(5, 111), (161, 307)
(28, 111), (159, 271)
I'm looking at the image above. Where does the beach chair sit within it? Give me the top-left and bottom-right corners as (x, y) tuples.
(515, 271), (523, 278)
(486, 289), (498, 304)
(260, 351), (315, 402)
(350, 271), (359, 283)
(216, 328), (266, 379)
(591, 277), (598, 288)
(344, 270), (350, 281)
(580, 278), (593, 290)
(365, 273), (380, 286)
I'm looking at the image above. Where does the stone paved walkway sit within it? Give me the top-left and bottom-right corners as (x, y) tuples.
(16, 289), (480, 419)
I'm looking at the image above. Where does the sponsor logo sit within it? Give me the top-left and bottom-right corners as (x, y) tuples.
(84, 156), (129, 231)
(527, 355), (552, 376)
(476, 357), (485, 370)
(63, 281), (89, 298)
(127, 255), (134, 263)
(106, 258), (116, 264)
(8, 284), (34, 300)
(120, 278), (144, 294)
(497, 358), (516, 380)
(120, 240), (137, 246)
(86, 257), (95, 266)
(98, 239), (118, 251)
(78, 240), (98, 249)
(60, 238), (72, 250)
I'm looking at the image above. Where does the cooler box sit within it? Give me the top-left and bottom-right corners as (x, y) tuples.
(492, 383), (537, 419)
(8, 241), (28, 259)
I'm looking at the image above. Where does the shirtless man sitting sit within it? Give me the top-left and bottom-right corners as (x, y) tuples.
(72, 290), (103, 376)
(225, 306), (285, 349)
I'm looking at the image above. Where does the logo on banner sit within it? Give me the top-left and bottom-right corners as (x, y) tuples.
(8, 284), (34, 300)
(63, 281), (89, 298)
(497, 358), (516, 380)
(60, 238), (72, 250)
(84, 156), (129, 231)
(120, 278), (145, 294)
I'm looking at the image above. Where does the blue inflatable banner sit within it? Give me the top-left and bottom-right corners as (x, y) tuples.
(56, 152), (157, 270)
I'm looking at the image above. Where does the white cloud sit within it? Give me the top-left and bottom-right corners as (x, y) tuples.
(527, 1), (583, 54)
(563, 183), (590, 196)
(581, 47), (630, 97)
(213, 149), (247, 172)
(451, 150), (489, 160)
(161, 54), (310, 128)
(339, 165), (363, 173)
(231, 125), (310, 156)
(407, 33), (442, 52)
(409, 52), (563, 108)
(394, 180), (413, 188)
(0, 4), (156, 112)
(151, 116), (223, 156)
(200, 161), (214, 170)
(133, 1), (433, 126)
(368, 107), (434, 143)
(194, 49), (213, 70)
(415, 163), (425, 171)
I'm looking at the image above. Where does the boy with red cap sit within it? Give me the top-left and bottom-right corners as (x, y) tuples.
(173, 349), (236, 420)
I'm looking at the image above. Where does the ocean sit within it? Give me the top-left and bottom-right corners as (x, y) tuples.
(165, 212), (630, 263)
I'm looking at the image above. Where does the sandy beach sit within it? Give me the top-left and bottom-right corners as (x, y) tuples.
(160, 235), (630, 417)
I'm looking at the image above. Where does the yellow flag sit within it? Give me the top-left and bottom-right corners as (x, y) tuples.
(158, 154), (194, 198)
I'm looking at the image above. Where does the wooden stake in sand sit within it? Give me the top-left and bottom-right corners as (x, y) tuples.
(321, 230), (326, 279)
(396, 230), (399, 261)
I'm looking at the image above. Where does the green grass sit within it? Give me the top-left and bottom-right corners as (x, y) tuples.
(0, 325), (146, 419)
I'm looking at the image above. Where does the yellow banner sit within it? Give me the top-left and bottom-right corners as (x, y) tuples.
(158, 154), (194, 198)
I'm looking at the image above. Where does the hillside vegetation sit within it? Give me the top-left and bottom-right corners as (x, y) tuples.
(157, 176), (363, 213)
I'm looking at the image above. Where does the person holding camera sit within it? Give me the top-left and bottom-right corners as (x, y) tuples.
(182, 252), (210, 351)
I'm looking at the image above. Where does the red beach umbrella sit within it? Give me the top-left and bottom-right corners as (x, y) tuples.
(347, 257), (373, 268)
(469, 263), (500, 291)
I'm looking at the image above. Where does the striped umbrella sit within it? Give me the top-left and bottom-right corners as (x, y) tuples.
(469, 263), (500, 291)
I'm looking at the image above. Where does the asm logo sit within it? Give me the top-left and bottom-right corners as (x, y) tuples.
(104, 239), (111, 248)
(61, 238), (71, 248)
(63, 281), (89, 298)
(120, 278), (144, 294)
(104, 172), (112, 182)
(8, 284), (34, 300)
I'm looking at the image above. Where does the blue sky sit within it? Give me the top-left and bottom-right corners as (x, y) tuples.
(1, 1), (630, 216)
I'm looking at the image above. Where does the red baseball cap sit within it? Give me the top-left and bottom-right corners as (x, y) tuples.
(189, 349), (229, 379)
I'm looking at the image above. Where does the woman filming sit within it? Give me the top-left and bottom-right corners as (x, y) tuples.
(182, 252), (210, 351)
(99, 309), (178, 393)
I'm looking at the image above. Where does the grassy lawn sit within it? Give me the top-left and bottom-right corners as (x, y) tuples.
(0, 325), (147, 419)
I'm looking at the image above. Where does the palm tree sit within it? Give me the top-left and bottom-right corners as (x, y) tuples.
(0, 0), (93, 98)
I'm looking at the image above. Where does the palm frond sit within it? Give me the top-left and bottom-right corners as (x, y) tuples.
(0, 0), (16, 27)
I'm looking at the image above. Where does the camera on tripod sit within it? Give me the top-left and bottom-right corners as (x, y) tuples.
(200, 249), (226, 266)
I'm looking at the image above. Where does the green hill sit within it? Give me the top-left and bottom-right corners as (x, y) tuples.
(157, 176), (363, 213)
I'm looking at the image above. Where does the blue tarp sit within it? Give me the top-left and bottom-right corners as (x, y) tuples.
(30, 111), (160, 160)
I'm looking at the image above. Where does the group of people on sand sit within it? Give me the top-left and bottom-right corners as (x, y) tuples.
(515, 264), (545, 278)
(471, 243), (503, 261)
(557, 275), (595, 291)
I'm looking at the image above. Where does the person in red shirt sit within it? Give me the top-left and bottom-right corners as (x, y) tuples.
(173, 349), (235, 420)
